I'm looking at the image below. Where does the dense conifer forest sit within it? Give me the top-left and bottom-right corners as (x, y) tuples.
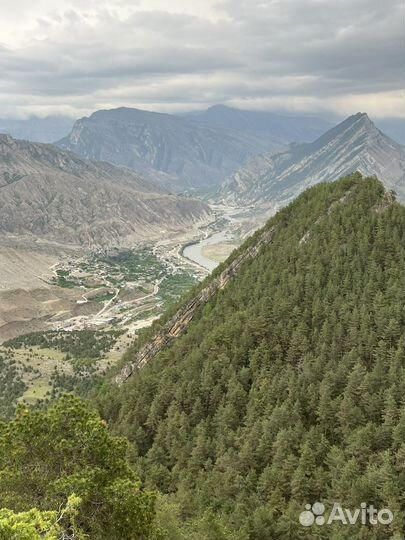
(0, 174), (404, 539)
(98, 174), (405, 539)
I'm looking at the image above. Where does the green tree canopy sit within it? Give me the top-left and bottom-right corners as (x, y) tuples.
(0, 395), (158, 540)
(99, 175), (405, 540)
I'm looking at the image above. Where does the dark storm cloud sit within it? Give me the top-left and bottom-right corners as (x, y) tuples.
(0, 0), (403, 118)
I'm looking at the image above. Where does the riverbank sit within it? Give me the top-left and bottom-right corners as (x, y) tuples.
(181, 230), (237, 271)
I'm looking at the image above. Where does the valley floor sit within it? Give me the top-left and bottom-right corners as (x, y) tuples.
(0, 203), (270, 409)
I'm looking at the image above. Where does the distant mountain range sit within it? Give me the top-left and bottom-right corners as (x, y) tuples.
(0, 109), (402, 148)
(2, 108), (403, 243)
(221, 113), (405, 207)
(56, 106), (334, 191)
(56, 107), (273, 191)
(2, 107), (402, 204)
(0, 116), (74, 144)
(183, 104), (333, 143)
(0, 134), (211, 249)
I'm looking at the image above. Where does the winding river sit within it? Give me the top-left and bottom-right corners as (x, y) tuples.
(182, 230), (230, 271)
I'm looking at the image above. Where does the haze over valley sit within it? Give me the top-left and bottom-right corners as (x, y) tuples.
(0, 1), (404, 538)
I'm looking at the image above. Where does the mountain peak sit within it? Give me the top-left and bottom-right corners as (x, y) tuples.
(57, 106), (277, 190)
(313, 112), (379, 147)
(345, 112), (381, 135)
(0, 133), (17, 146)
(344, 112), (373, 127)
(221, 113), (405, 206)
(352, 111), (372, 124)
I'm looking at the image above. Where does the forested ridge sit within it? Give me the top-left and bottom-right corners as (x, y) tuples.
(0, 173), (404, 539)
(98, 174), (405, 539)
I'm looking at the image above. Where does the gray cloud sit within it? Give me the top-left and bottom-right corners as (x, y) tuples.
(0, 0), (403, 119)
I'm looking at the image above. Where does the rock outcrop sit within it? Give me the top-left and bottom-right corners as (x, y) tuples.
(115, 226), (275, 384)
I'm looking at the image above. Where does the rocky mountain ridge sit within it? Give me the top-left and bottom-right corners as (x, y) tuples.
(0, 134), (212, 249)
(221, 113), (405, 206)
(57, 107), (279, 191)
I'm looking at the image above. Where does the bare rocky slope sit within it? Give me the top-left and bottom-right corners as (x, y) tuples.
(221, 113), (405, 206)
(0, 134), (211, 249)
(57, 107), (280, 191)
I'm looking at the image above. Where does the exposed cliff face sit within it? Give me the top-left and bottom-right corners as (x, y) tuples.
(115, 226), (275, 384)
(57, 107), (276, 191)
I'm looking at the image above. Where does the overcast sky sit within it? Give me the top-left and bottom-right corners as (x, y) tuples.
(0, 0), (403, 119)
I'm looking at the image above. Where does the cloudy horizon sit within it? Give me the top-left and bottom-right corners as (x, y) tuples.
(0, 0), (404, 121)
